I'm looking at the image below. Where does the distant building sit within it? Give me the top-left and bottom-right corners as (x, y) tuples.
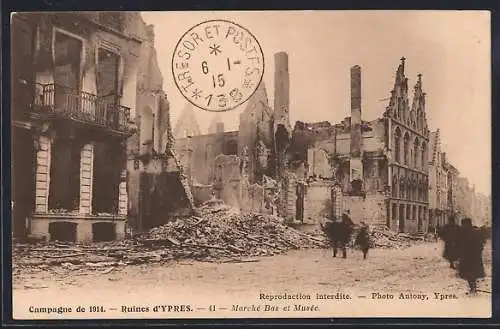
(428, 130), (449, 227)
(176, 55), (432, 233)
(288, 58), (430, 233)
(173, 103), (201, 139)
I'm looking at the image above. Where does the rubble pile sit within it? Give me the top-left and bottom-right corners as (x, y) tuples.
(139, 203), (327, 260)
(12, 200), (328, 270)
(366, 226), (433, 249)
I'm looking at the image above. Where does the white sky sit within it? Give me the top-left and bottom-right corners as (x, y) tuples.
(141, 11), (491, 195)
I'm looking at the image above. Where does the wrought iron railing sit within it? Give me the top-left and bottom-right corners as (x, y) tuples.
(32, 83), (131, 132)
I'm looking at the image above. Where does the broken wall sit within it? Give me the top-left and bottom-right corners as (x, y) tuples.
(307, 148), (331, 179)
(342, 194), (387, 226)
(238, 82), (274, 183)
(192, 184), (213, 206)
(175, 131), (239, 185)
(214, 154), (241, 209)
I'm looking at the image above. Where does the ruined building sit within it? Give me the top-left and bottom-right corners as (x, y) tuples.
(175, 55), (432, 233)
(175, 53), (286, 212)
(173, 103), (201, 139)
(126, 21), (193, 234)
(289, 58), (430, 233)
(11, 12), (188, 242)
(428, 130), (450, 227)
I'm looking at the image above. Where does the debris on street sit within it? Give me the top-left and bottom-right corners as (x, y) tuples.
(362, 226), (435, 249)
(12, 200), (438, 273)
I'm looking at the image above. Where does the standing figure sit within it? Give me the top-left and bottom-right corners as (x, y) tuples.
(457, 218), (486, 295)
(355, 222), (371, 259)
(321, 211), (355, 259)
(438, 216), (460, 269)
(338, 211), (355, 258)
(321, 217), (340, 257)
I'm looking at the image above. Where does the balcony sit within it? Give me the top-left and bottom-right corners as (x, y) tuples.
(31, 83), (132, 134)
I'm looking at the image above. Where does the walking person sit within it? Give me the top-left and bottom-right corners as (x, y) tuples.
(355, 222), (371, 260)
(321, 216), (340, 258)
(438, 216), (460, 269)
(457, 218), (486, 295)
(338, 211), (355, 258)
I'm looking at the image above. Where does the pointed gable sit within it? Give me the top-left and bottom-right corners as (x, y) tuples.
(173, 103), (201, 138)
(385, 57), (409, 122)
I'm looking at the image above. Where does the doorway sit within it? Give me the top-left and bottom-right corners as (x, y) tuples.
(399, 204), (405, 233)
(417, 206), (423, 232)
(54, 31), (82, 112)
(97, 48), (120, 126)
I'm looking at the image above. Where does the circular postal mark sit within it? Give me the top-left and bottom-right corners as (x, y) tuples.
(172, 20), (265, 112)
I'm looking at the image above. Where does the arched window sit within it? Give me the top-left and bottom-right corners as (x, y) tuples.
(421, 142), (427, 167)
(403, 132), (410, 165)
(394, 127), (402, 163)
(399, 177), (405, 199)
(414, 137), (420, 168)
(392, 175), (398, 197)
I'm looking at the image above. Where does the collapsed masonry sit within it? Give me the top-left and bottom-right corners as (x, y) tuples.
(175, 55), (431, 234)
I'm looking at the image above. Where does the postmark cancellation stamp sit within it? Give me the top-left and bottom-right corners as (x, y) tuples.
(172, 20), (265, 112)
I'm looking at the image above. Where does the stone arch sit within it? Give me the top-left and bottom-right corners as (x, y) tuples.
(421, 141), (427, 168)
(411, 177), (417, 200)
(403, 131), (410, 165)
(394, 127), (402, 163)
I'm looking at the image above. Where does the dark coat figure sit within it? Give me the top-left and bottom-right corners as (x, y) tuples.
(355, 223), (371, 259)
(321, 212), (355, 258)
(438, 217), (460, 269)
(457, 218), (486, 294)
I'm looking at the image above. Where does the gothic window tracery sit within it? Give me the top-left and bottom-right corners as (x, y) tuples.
(414, 137), (420, 168)
(394, 127), (402, 163)
(392, 175), (398, 197)
(403, 132), (410, 165)
(421, 142), (427, 167)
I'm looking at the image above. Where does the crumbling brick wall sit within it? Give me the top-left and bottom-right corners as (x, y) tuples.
(343, 194), (387, 226)
(303, 180), (333, 225)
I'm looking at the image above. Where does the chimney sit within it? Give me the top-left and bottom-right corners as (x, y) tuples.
(350, 65), (362, 157)
(349, 65), (363, 188)
(274, 52), (290, 132)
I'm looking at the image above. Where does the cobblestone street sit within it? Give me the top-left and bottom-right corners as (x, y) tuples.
(13, 242), (491, 319)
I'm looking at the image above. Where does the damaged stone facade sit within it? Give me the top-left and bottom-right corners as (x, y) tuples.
(173, 55), (453, 234)
(11, 12), (189, 241)
(289, 58), (430, 233)
(11, 12), (143, 242)
(175, 53), (287, 212)
(126, 20), (192, 234)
